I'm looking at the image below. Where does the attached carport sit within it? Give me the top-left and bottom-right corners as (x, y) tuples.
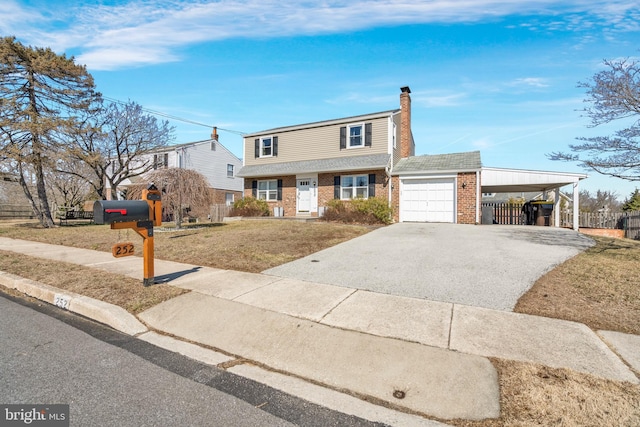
(481, 167), (588, 230)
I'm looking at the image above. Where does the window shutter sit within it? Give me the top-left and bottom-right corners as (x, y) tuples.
(368, 174), (376, 197)
(163, 153), (168, 167)
(273, 136), (278, 157)
(277, 179), (283, 201)
(339, 127), (346, 149)
(334, 176), (341, 199)
(365, 123), (372, 147)
(252, 180), (257, 198)
(254, 139), (260, 158)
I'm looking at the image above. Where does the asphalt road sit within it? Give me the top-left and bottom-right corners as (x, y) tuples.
(0, 291), (386, 427)
(264, 223), (595, 311)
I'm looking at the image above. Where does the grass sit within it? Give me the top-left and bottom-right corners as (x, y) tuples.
(0, 219), (639, 426)
(515, 236), (640, 335)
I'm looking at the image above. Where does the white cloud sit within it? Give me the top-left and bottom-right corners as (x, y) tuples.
(3, 0), (639, 70)
(508, 77), (550, 88)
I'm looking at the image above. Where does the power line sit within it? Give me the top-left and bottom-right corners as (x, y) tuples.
(102, 96), (247, 136)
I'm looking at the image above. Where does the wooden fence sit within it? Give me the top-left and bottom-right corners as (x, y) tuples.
(0, 204), (35, 219)
(560, 210), (640, 239)
(484, 202), (640, 239)
(209, 204), (233, 223)
(482, 202), (524, 225)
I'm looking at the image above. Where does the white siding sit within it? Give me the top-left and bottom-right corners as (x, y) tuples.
(178, 141), (243, 191)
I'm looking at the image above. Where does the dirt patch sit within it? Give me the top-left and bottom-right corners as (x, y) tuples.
(450, 359), (640, 427)
(0, 250), (186, 314)
(515, 236), (640, 335)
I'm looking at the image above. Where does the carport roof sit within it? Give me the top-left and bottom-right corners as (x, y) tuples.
(393, 151), (482, 175)
(481, 167), (588, 192)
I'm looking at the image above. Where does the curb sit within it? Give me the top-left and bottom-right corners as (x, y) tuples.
(0, 271), (148, 336)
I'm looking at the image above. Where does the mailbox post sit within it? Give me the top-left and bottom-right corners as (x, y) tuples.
(93, 184), (162, 286)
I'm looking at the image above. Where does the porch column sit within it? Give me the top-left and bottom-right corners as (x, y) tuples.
(573, 182), (580, 231)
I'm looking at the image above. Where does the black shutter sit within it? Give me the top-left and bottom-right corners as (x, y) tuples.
(273, 136), (278, 157)
(339, 127), (346, 149)
(368, 174), (376, 197)
(252, 180), (257, 198)
(254, 139), (260, 158)
(334, 176), (341, 199)
(277, 179), (283, 201)
(365, 123), (372, 147)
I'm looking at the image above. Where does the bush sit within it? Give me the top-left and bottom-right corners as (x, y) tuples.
(321, 197), (393, 225)
(231, 197), (271, 217)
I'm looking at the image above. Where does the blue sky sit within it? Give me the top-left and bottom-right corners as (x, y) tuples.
(3, 0), (640, 200)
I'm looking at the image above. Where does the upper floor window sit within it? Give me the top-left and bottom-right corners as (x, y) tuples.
(262, 137), (272, 157)
(340, 123), (372, 149)
(227, 164), (234, 177)
(153, 153), (168, 169)
(349, 124), (363, 148)
(254, 136), (278, 158)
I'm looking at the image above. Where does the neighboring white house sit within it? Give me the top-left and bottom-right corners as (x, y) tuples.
(106, 130), (243, 206)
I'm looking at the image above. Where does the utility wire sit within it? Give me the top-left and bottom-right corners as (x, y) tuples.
(102, 96), (247, 136)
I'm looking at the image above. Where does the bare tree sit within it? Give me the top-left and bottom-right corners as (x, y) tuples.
(64, 100), (174, 200)
(127, 168), (211, 229)
(578, 189), (621, 213)
(0, 37), (101, 227)
(45, 156), (93, 209)
(549, 57), (640, 181)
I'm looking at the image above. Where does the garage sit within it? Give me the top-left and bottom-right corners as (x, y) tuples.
(400, 178), (455, 223)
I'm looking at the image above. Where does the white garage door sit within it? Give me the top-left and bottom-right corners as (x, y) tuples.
(401, 178), (455, 223)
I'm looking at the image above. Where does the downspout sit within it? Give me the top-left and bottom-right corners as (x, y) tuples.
(475, 170), (481, 224)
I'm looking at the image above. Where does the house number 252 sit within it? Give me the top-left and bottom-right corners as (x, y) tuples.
(112, 242), (135, 258)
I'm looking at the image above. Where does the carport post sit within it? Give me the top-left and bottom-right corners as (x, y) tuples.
(554, 189), (560, 228)
(573, 182), (580, 230)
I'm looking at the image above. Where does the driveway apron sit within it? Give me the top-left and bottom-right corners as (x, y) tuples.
(263, 223), (595, 311)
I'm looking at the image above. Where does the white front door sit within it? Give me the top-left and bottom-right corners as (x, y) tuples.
(297, 179), (311, 213)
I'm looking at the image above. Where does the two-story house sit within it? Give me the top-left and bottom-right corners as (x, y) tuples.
(237, 86), (482, 223)
(107, 130), (244, 206)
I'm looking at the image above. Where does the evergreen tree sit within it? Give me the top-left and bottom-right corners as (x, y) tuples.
(0, 36), (101, 227)
(622, 188), (640, 212)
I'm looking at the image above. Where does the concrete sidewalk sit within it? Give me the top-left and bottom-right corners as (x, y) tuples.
(0, 237), (638, 424)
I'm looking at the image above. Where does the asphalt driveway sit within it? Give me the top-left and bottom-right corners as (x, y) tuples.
(263, 223), (595, 311)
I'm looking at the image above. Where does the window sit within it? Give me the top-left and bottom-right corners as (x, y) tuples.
(153, 153), (168, 169)
(227, 164), (234, 177)
(349, 124), (363, 148)
(258, 180), (278, 201)
(341, 175), (369, 199)
(340, 123), (372, 149)
(254, 136), (278, 158)
(261, 137), (272, 157)
(225, 193), (234, 206)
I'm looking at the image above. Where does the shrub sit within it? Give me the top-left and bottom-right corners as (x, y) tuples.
(321, 197), (393, 225)
(231, 197), (270, 217)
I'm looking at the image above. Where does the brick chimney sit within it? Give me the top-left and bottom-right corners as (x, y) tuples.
(400, 86), (414, 158)
(211, 126), (218, 141)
